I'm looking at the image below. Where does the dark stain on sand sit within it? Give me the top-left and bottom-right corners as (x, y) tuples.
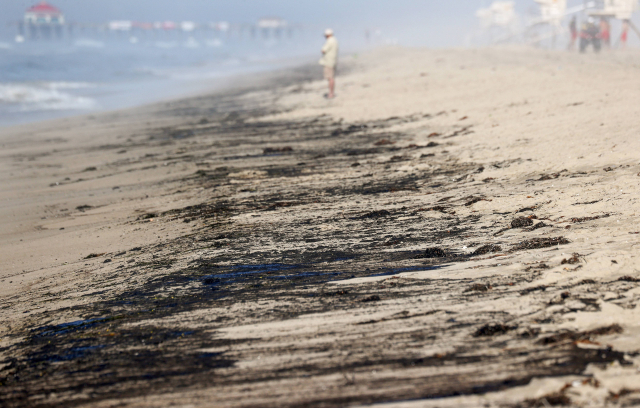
(0, 67), (632, 407)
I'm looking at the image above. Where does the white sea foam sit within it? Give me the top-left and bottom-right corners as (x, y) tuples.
(45, 82), (94, 90)
(74, 39), (105, 48)
(0, 83), (97, 112)
(132, 67), (168, 78)
(221, 58), (242, 66)
(205, 39), (223, 48)
(168, 70), (225, 81)
(184, 37), (201, 49)
(154, 41), (178, 49)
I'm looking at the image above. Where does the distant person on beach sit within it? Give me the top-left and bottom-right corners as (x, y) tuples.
(600, 18), (611, 49)
(569, 16), (578, 50)
(580, 18), (601, 53)
(320, 29), (339, 99)
(621, 20), (630, 49)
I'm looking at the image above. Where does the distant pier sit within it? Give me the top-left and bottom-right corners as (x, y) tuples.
(11, 4), (305, 44)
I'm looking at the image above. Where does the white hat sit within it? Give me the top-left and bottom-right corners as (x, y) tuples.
(324, 28), (334, 36)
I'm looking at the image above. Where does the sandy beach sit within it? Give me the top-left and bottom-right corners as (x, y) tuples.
(2, 46), (640, 407)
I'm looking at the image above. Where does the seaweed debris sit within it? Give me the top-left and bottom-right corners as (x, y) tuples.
(524, 222), (548, 231)
(511, 237), (570, 252)
(561, 254), (581, 265)
(472, 244), (502, 256)
(465, 283), (491, 292)
(357, 210), (392, 220)
(511, 217), (534, 229)
(263, 147), (293, 154)
(571, 214), (610, 223)
(423, 247), (448, 258)
(537, 324), (623, 345)
(473, 324), (516, 337)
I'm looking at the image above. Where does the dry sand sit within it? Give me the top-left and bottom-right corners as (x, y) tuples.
(1, 46), (640, 407)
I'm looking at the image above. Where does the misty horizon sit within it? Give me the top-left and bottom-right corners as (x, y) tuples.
(5, 0), (633, 48)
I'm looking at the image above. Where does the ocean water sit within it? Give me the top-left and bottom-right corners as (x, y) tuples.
(0, 36), (314, 128)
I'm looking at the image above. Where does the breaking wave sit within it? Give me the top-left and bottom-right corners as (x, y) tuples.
(0, 82), (97, 111)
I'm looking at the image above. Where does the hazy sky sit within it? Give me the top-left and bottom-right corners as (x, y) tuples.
(6, 1), (490, 23)
(0, 0), (613, 46)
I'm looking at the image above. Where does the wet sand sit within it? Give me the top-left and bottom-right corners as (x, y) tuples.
(1, 47), (640, 407)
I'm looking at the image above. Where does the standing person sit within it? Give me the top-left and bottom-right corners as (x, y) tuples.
(600, 18), (611, 49)
(319, 29), (339, 99)
(580, 17), (602, 53)
(621, 20), (630, 49)
(569, 16), (578, 51)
